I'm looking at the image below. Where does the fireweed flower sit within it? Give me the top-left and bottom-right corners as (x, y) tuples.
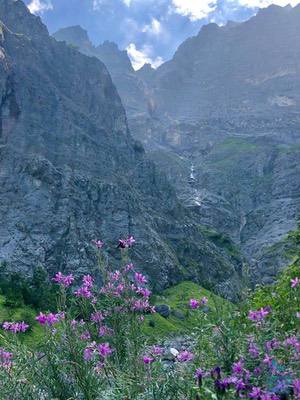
(35, 312), (61, 326)
(91, 311), (105, 323)
(92, 239), (104, 249)
(97, 343), (113, 358)
(98, 326), (114, 337)
(248, 387), (262, 398)
(124, 263), (135, 273)
(293, 379), (300, 398)
(0, 348), (13, 369)
(82, 275), (93, 289)
(134, 272), (147, 284)
(143, 356), (154, 364)
(118, 235), (135, 249)
(248, 339), (260, 358)
(75, 286), (92, 298)
(177, 350), (194, 362)
(80, 331), (91, 340)
(200, 296), (208, 305)
(83, 347), (94, 361)
(189, 299), (200, 309)
(232, 359), (244, 375)
(2, 321), (29, 333)
(151, 345), (164, 356)
(136, 287), (151, 298)
(52, 272), (74, 288)
(291, 277), (300, 288)
(248, 307), (270, 322)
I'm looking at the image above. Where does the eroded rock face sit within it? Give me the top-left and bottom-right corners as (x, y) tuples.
(53, 5), (300, 284)
(0, 0), (243, 300)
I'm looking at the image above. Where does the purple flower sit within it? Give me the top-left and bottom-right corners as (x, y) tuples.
(92, 239), (104, 249)
(52, 272), (74, 288)
(151, 345), (164, 356)
(126, 236), (135, 247)
(118, 236), (135, 249)
(177, 350), (194, 362)
(97, 343), (113, 358)
(248, 307), (270, 322)
(98, 326), (114, 337)
(0, 347), (13, 369)
(2, 321), (29, 333)
(75, 286), (92, 298)
(134, 272), (147, 284)
(263, 354), (273, 367)
(200, 296), (208, 305)
(143, 356), (154, 364)
(293, 379), (300, 398)
(232, 359), (244, 375)
(189, 299), (200, 309)
(35, 312), (60, 326)
(35, 312), (48, 325)
(91, 311), (105, 323)
(211, 366), (222, 380)
(83, 275), (93, 289)
(195, 368), (204, 386)
(296, 312), (300, 318)
(248, 387), (262, 398)
(80, 331), (91, 340)
(248, 341), (260, 358)
(291, 277), (300, 288)
(83, 347), (94, 361)
(124, 263), (135, 272)
(136, 287), (151, 298)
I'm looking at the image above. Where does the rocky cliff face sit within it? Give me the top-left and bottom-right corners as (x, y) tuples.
(53, 5), (300, 284)
(0, 0), (243, 299)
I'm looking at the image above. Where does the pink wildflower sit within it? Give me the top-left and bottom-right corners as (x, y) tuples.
(200, 296), (208, 305)
(143, 356), (154, 364)
(291, 277), (300, 288)
(134, 272), (147, 284)
(177, 350), (194, 362)
(52, 272), (74, 288)
(189, 299), (200, 309)
(2, 321), (29, 333)
(97, 343), (113, 358)
(92, 239), (104, 249)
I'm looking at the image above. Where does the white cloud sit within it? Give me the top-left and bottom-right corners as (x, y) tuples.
(171, 0), (217, 21)
(28, 0), (53, 14)
(142, 18), (162, 35)
(123, 0), (132, 6)
(126, 43), (164, 70)
(238, 0), (299, 6)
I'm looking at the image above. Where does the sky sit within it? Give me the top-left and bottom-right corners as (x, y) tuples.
(25, 0), (300, 69)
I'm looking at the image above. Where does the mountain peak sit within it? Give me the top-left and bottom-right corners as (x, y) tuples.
(0, 0), (48, 38)
(53, 26), (92, 49)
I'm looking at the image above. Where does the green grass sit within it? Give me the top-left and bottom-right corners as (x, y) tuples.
(199, 226), (241, 259)
(143, 281), (234, 339)
(0, 295), (43, 346)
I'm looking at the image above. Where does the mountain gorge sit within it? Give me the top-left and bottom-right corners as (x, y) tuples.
(0, 0), (243, 299)
(54, 4), (300, 284)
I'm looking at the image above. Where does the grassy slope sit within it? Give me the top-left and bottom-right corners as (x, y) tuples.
(0, 295), (43, 345)
(143, 281), (233, 338)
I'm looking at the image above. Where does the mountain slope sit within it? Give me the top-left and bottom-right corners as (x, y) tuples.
(53, 5), (300, 284)
(0, 0), (242, 299)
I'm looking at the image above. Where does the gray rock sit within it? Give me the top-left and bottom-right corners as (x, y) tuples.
(155, 304), (170, 318)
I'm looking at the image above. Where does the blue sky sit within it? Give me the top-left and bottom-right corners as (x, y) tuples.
(25, 0), (300, 69)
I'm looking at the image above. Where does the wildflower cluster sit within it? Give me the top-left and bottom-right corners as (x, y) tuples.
(0, 236), (299, 400)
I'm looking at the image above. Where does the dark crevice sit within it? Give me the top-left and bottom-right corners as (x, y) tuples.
(0, 73), (21, 138)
